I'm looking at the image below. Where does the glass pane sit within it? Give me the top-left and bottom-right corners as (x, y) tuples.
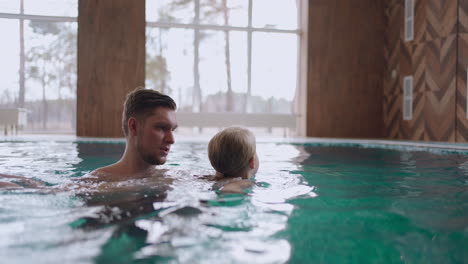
(200, 0), (248, 27)
(146, 0), (194, 24)
(229, 31), (248, 94)
(24, 20), (77, 132)
(199, 30), (247, 112)
(0, 19), (19, 107)
(253, 0), (298, 30)
(251, 32), (297, 113)
(0, 0), (19, 13)
(24, 0), (77, 17)
(146, 27), (194, 111)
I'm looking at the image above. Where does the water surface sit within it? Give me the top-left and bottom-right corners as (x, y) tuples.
(0, 141), (467, 263)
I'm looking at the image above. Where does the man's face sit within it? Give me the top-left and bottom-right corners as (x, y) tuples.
(134, 107), (177, 165)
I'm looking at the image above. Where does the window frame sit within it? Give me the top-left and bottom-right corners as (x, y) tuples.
(0, 2), (78, 132)
(146, 0), (307, 135)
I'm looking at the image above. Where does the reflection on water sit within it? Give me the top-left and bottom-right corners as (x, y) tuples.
(0, 141), (313, 263)
(3, 141), (466, 263)
(286, 145), (468, 264)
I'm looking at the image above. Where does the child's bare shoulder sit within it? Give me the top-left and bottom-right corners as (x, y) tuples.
(219, 179), (254, 194)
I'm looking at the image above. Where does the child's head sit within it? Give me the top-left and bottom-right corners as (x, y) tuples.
(208, 127), (258, 178)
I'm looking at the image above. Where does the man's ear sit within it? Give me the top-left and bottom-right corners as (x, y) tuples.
(249, 156), (255, 169)
(128, 117), (138, 136)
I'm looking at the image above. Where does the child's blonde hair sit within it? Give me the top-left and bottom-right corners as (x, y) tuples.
(208, 127), (256, 177)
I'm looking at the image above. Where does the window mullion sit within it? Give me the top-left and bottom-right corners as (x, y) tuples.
(0, 13), (76, 22)
(19, 0), (25, 107)
(193, 0), (201, 112)
(246, 0), (252, 113)
(146, 21), (299, 34)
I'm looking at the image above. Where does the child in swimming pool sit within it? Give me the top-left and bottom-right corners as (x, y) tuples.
(207, 126), (259, 194)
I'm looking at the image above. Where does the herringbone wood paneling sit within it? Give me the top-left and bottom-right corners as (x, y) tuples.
(412, 44), (426, 94)
(384, 0), (402, 139)
(385, 0), (458, 142)
(458, 4), (468, 143)
(456, 34), (468, 142)
(424, 35), (457, 141)
(401, 91), (426, 140)
(426, 0), (457, 41)
(425, 91), (456, 141)
(400, 0), (427, 43)
(458, 0), (468, 33)
(383, 92), (401, 139)
(411, 43), (426, 140)
(401, 42), (426, 140)
(400, 42), (413, 75)
(385, 0), (402, 81)
(414, 0), (427, 43)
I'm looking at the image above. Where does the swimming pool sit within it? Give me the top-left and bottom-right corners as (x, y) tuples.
(0, 138), (467, 263)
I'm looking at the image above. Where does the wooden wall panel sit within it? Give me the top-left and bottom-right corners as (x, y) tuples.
(414, 0), (427, 43)
(424, 35), (457, 141)
(77, 0), (145, 137)
(457, 2), (468, 142)
(383, 0), (458, 142)
(306, 0), (385, 138)
(426, 0), (458, 41)
(401, 42), (426, 140)
(308, 0), (463, 142)
(460, 0), (468, 33)
(457, 34), (468, 142)
(384, 0), (403, 139)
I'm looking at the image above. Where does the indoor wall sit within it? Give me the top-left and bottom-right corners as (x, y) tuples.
(306, 0), (385, 138)
(77, 0), (145, 137)
(384, 0), (468, 142)
(307, 0), (467, 142)
(76, 0), (466, 142)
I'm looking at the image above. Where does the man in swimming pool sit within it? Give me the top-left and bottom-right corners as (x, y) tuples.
(88, 88), (178, 180)
(0, 88), (178, 187)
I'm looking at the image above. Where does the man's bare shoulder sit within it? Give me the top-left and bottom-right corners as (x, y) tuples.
(89, 165), (116, 176)
(85, 163), (169, 183)
(70, 165), (122, 188)
(87, 163), (125, 179)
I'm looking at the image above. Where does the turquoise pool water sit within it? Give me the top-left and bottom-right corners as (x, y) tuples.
(0, 140), (467, 263)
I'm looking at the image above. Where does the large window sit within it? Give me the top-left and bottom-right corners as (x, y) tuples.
(0, 0), (77, 133)
(146, 0), (304, 135)
(0, 1), (304, 135)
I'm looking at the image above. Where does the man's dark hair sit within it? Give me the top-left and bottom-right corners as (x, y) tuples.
(122, 88), (176, 136)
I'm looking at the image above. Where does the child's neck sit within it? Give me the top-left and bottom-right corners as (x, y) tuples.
(215, 171), (250, 180)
